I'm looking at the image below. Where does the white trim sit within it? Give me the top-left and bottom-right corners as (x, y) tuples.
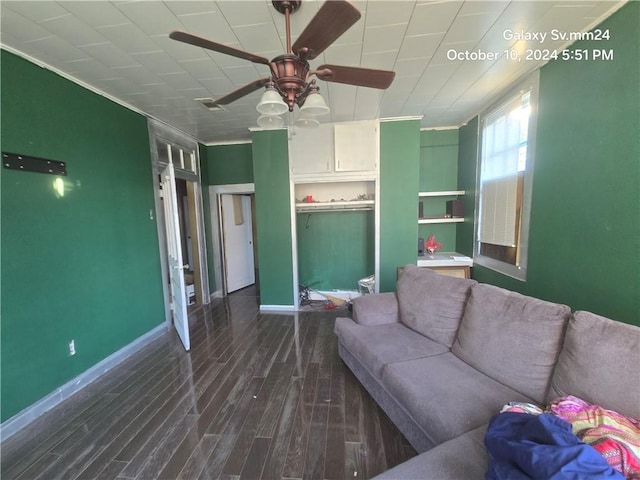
(420, 126), (460, 131)
(249, 127), (288, 132)
(210, 290), (223, 300)
(374, 124), (381, 294)
(0, 324), (167, 441)
(259, 305), (296, 312)
(203, 139), (252, 147)
(290, 178), (300, 310)
(211, 183), (255, 195)
(379, 116), (423, 122)
(209, 184), (256, 296)
(419, 190), (465, 197)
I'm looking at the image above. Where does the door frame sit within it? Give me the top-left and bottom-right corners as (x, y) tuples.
(209, 183), (255, 297)
(149, 120), (210, 328)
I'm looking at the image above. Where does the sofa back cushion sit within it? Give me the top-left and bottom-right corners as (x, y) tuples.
(547, 310), (640, 418)
(396, 265), (476, 347)
(452, 284), (571, 404)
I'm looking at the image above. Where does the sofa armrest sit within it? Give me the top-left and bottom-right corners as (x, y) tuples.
(352, 292), (400, 326)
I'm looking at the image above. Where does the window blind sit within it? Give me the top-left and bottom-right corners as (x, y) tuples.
(479, 92), (529, 247)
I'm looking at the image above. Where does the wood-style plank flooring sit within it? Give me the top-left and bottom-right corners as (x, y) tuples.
(1, 288), (416, 479)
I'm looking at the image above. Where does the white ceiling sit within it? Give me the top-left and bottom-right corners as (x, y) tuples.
(1, 0), (625, 144)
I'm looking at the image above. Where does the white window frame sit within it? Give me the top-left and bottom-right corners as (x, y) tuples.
(474, 71), (539, 281)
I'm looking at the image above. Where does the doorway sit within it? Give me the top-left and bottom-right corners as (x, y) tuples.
(175, 178), (204, 310)
(148, 119), (209, 352)
(220, 194), (256, 293)
(208, 183), (258, 298)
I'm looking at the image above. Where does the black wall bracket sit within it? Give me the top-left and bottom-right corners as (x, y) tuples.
(2, 152), (67, 176)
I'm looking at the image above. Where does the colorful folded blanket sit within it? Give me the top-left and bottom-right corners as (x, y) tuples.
(548, 395), (640, 479)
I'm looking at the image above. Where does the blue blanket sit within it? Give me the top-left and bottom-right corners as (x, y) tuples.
(485, 412), (625, 479)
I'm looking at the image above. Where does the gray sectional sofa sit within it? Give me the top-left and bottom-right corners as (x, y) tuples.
(334, 264), (640, 479)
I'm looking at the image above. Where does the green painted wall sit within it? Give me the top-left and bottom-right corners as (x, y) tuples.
(205, 143), (253, 185)
(459, 3), (639, 325)
(456, 117), (479, 257)
(201, 142), (254, 295)
(297, 210), (375, 291)
(251, 130), (294, 306)
(379, 119), (421, 292)
(419, 129), (459, 252)
(1, 51), (164, 421)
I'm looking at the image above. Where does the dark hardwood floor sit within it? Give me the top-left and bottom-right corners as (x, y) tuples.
(1, 289), (416, 480)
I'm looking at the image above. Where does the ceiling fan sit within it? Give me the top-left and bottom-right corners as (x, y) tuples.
(169, 0), (396, 114)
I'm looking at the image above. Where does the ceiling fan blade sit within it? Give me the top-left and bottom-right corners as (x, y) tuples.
(315, 65), (396, 89)
(212, 78), (272, 106)
(292, 0), (361, 60)
(170, 30), (270, 65)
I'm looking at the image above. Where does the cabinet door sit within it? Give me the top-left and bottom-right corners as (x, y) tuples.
(334, 121), (378, 172)
(289, 123), (334, 175)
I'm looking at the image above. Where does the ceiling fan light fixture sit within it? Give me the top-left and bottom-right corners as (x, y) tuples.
(300, 83), (330, 116)
(170, 0), (395, 132)
(257, 114), (285, 129)
(257, 83), (289, 115)
(294, 111), (320, 129)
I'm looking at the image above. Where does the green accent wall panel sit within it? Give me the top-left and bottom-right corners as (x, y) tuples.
(456, 117), (479, 257)
(205, 143), (253, 185)
(419, 129), (459, 192)
(379, 119), (420, 292)
(464, 3), (639, 326)
(1, 51), (164, 421)
(251, 130), (294, 306)
(419, 129), (460, 252)
(297, 211), (374, 291)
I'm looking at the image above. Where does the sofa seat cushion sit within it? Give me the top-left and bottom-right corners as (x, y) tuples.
(397, 264), (476, 347)
(372, 425), (488, 480)
(381, 353), (534, 445)
(452, 283), (571, 404)
(547, 311), (640, 419)
(334, 317), (449, 378)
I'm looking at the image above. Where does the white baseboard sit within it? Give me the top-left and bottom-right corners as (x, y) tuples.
(260, 305), (296, 313)
(210, 289), (223, 300)
(308, 290), (361, 302)
(0, 324), (167, 441)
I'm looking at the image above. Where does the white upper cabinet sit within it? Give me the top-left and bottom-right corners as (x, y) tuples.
(289, 123), (334, 175)
(289, 120), (378, 179)
(334, 120), (378, 173)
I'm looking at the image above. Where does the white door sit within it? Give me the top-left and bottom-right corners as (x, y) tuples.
(221, 194), (255, 293)
(162, 163), (190, 351)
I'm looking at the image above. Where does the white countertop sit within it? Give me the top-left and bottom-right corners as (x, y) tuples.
(417, 252), (473, 267)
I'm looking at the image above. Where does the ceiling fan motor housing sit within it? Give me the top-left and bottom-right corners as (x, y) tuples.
(272, 0), (301, 15)
(270, 54), (310, 111)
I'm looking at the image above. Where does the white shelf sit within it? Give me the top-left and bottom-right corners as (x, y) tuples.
(419, 190), (465, 197)
(296, 200), (374, 212)
(418, 217), (464, 224)
(417, 252), (473, 267)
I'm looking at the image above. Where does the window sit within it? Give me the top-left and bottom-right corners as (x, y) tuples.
(475, 72), (539, 280)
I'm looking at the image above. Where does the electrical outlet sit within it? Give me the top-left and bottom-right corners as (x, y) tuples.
(68, 339), (76, 356)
